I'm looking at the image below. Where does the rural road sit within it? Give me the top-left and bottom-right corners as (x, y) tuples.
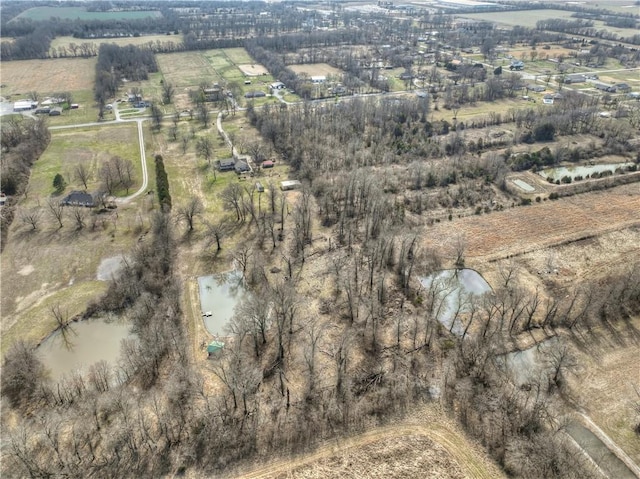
(234, 420), (505, 479)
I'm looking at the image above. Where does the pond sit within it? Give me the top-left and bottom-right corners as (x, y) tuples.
(197, 270), (246, 336)
(538, 162), (634, 182)
(97, 254), (128, 281)
(418, 269), (492, 335)
(497, 337), (558, 387)
(38, 317), (132, 381)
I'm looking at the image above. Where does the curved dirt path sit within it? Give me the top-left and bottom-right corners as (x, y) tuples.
(117, 119), (149, 204)
(235, 414), (505, 479)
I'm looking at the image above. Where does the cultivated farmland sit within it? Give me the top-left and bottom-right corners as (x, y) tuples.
(13, 6), (161, 22)
(0, 57), (96, 95)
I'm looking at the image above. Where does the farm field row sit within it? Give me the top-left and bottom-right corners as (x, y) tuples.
(422, 183), (640, 262)
(13, 6), (161, 22)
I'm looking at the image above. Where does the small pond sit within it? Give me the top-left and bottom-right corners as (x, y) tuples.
(419, 269), (492, 335)
(38, 317), (133, 381)
(497, 337), (558, 387)
(538, 162), (634, 181)
(198, 270), (246, 336)
(97, 254), (128, 281)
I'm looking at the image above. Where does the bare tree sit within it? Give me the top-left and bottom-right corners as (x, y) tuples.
(70, 207), (87, 229)
(47, 198), (64, 228)
(73, 162), (92, 190)
(162, 82), (175, 105)
(176, 197), (204, 232)
(197, 103), (211, 129)
(205, 217), (230, 252)
(20, 207), (42, 230)
(196, 137), (214, 166)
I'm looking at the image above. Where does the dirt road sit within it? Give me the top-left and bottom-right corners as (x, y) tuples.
(234, 408), (505, 479)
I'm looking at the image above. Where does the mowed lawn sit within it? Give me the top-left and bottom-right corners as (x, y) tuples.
(1, 123), (154, 352)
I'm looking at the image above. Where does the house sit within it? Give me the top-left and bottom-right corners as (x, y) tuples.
(270, 81), (285, 90)
(611, 83), (631, 93)
(203, 87), (222, 102)
(218, 159), (235, 171)
(311, 75), (326, 84)
(35, 106), (51, 114)
(280, 180), (302, 191)
(49, 107), (63, 116)
(127, 93), (143, 102)
(564, 74), (586, 84)
(234, 160), (250, 174)
(61, 191), (95, 207)
(542, 94), (555, 105)
(262, 160), (275, 169)
(591, 80), (614, 92)
(527, 84), (546, 92)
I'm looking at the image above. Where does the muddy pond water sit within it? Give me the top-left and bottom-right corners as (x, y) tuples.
(38, 317), (133, 381)
(538, 162), (634, 181)
(419, 269), (492, 335)
(197, 270), (246, 336)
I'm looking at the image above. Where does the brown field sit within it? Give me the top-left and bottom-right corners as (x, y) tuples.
(422, 183), (640, 263)
(233, 404), (506, 479)
(289, 63), (343, 77)
(238, 64), (269, 76)
(564, 318), (640, 463)
(50, 34), (183, 52)
(0, 57), (96, 95)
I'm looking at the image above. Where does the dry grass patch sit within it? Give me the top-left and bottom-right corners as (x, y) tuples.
(0, 58), (96, 96)
(422, 183), (640, 263)
(50, 34), (183, 52)
(239, 64), (269, 76)
(289, 63), (343, 77)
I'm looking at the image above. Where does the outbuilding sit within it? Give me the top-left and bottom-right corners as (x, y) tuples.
(261, 160), (274, 169)
(280, 180), (302, 191)
(13, 100), (36, 112)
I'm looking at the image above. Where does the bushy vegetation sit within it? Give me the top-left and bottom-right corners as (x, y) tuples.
(154, 154), (171, 212)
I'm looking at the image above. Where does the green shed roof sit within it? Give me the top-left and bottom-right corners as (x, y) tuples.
(207, 341), (225, 354)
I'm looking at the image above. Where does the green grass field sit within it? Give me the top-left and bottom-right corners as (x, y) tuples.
(14, 6), (161, 22)
(29, 124), (142, 200)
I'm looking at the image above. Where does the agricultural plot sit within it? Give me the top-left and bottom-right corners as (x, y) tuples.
(50, 34), (183, 53)
(422, 183), (640, 262)
(457, 10), (576, 29)
(13, 6), (161, 22)
(0, 57), (96, 96)
(289, 63), (344, 77)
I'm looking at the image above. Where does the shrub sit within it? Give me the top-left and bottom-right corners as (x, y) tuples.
(53, 173), (66, 193)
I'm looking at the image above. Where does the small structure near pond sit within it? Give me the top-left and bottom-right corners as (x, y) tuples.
(207, 340), (225, 356)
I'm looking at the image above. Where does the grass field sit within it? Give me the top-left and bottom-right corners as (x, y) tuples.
(29, 124), (142, 200)
(50, 34), (183, 52)
(0, 58), (96, 96)
(457, 10), (577, 29)
(13, 6), (161, 22)
(289, 63), (344, 77)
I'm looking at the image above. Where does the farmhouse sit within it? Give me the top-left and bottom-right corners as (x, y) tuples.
(564, 74), (586, 84)
(280, 180), (302, 191)
(611, 83), (631, 93)
(61, 191), (96, 207)
(204, 87), (223, 102)
(13, 100), (36, 112)
(218, 159), (235, 171)
(234, 160), (250, 174)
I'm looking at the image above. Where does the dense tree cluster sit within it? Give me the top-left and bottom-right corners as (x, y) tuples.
(94, 43), (158, 104)
(154, 154), (172, 212)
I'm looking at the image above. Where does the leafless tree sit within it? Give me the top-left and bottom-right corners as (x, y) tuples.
(70, 207), (87, 229)
(176, 197), (204, 232)
(73, 162), (92, 190)
(220, 183), (245, 222)
(196, 137), (214, 166)
(205, 216), (230, 252)
(20, 207), (42, 230)
(46, 198), (65, 228)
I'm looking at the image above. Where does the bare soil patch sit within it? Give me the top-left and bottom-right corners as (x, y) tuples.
(289, 63), (343, 77)
(423, 183), (640, 263)
(0, 58), (96, 95)
(238, 64), (269, 76)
